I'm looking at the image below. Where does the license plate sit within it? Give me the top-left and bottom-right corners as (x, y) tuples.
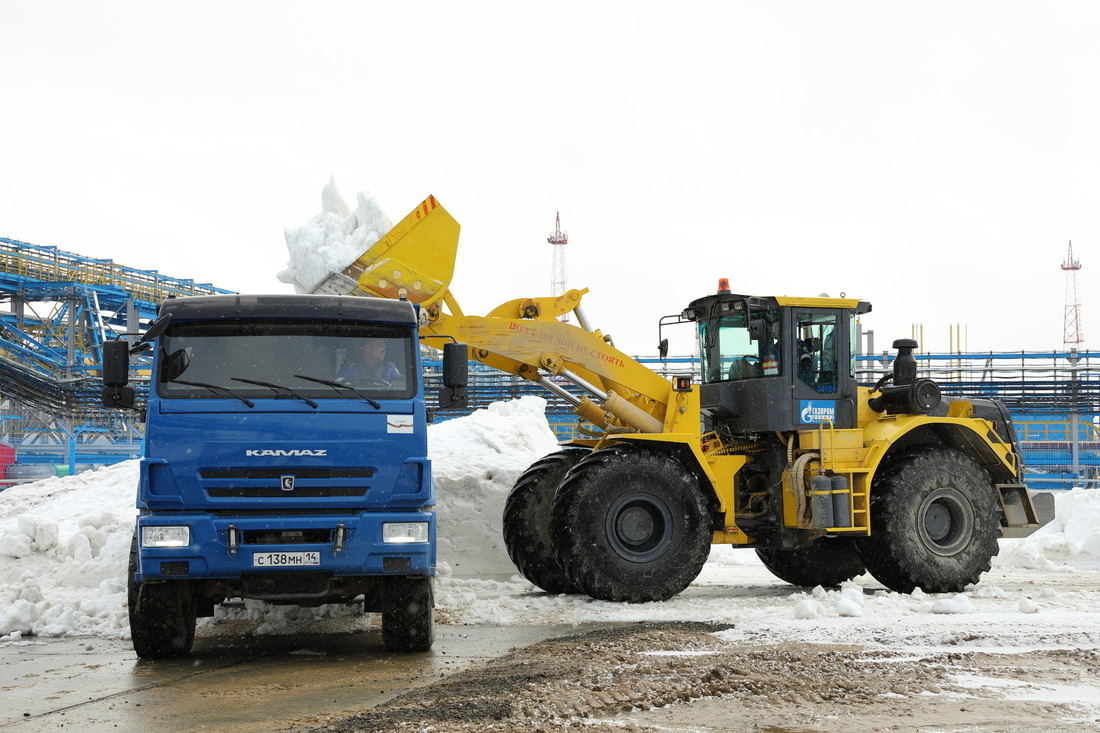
(252, 551), (321, 568)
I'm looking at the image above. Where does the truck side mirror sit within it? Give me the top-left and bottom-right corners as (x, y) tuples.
(749, 319), (767, 342)
(141, 313), (173, 344)
(101, 385), (137, 410)
(102, 339), (131, 387)
(441, 342), (468, 388)
(438, 342), (469, 410)
(101, 339), (137, 409)
(658, 338), (669, 359)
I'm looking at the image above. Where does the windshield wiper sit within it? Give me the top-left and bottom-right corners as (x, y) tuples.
(230, 377), (318, 408)
(294, 374), (381, 409)
(172, 380), (255, 408)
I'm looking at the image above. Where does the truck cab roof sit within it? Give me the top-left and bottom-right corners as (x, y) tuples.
(158, 294), (419, 326)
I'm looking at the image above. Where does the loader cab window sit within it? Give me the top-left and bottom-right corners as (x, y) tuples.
(699, 308), (782, 383)
(796, 313), (838, 393)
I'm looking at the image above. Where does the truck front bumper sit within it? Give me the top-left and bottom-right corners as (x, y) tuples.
(134, 511), (436, 582)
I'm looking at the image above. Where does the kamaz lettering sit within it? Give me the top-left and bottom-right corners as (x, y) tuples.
(245, 449), (328, 457)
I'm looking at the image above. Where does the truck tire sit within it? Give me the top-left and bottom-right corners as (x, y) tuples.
(756, 537), (865, 588)
(503, 449), (588, 594)
(550, 446), (712, 603)
(855, 447), (1001, 594)
(382, 577), (434, 652)
(128, 533), (196, 659)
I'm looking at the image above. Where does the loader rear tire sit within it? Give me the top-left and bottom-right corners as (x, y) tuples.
(503, 449), (588, 594)
(128, 533), (196, 659)
(550, 446), (712, 603)
(855, 447), (1001, 594)
(756, 537), (865, 588)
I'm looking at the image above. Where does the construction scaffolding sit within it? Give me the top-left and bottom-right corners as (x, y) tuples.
(2, 235), (1097, 489)
(0, 237), (233, 475)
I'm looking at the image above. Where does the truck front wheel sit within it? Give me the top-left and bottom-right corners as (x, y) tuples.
(128, 534), (196, 659)
(550, 446), (712, 603)
(856, 447), (1001, 593)
(381, 577), (434, 652)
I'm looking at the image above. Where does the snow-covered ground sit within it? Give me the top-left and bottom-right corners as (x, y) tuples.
(1, 396), (1099, 658)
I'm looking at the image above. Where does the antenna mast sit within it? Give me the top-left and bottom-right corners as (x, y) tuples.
(548, 212), (569, 322)
(1062, 240), (1084, 347)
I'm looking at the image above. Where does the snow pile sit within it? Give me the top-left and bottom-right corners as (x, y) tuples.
(431, 396), (560, 577)
(792, 584), (866, 619)
(276, 178), (392, 293)
(0, 464), (137, 639)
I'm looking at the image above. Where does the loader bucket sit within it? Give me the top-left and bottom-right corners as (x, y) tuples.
(311, 195), (460, 308)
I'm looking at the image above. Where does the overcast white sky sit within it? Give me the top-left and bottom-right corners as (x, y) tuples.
(3, 1), (1099, 355)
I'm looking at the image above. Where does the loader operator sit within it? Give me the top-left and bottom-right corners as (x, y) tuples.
(338, 338), (401, 384)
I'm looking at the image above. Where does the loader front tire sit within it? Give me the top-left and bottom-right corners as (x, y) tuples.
(856, 447), (1001, 594)
(128, 533), (196, 659)
(550, 446), (712, 603)
(503, 449), (588, 594)
(756, 537), (865, 588)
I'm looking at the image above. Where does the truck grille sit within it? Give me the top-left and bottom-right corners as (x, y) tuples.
(207, 486), (366, 497)
(201, 467), (373, 498)
(201, 468), (373, 479)
(243, 529), (331, 544)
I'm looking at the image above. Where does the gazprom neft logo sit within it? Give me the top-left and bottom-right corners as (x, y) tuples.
(799, 400), (836, 425)
(245, 449), (328, 457)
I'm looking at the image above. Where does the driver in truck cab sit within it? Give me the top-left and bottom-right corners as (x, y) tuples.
(338, 338), (402, 383)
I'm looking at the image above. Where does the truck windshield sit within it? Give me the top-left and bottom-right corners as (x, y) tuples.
(698, 309), (782, 383)
(156, 320), (416, 401)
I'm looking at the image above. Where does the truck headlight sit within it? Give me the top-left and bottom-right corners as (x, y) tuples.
(141, 526), (190, 548)
(383, 522), (429, 544)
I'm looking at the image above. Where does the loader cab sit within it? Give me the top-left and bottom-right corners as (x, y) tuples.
(683, 287), (871, 434)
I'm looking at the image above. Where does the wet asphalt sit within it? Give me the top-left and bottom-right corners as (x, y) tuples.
(1, 622), (581, 733)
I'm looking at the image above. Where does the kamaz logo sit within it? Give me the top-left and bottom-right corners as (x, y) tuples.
(245, 449), (328, 457)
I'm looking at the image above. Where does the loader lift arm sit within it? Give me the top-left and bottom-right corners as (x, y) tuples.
(312, 196), (684, 437)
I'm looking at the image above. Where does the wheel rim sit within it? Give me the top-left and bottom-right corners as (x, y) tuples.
(917, 488), (974, 556)
(605, 491), (674, 562)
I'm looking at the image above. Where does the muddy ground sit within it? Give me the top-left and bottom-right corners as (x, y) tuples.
(301, 621), (1100, 733)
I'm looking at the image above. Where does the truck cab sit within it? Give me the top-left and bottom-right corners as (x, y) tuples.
(103, 293), (467, 658)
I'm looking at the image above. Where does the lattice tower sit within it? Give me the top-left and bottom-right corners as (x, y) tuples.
(1062, 240), (1084, 346)
(547, 212), (568, 322)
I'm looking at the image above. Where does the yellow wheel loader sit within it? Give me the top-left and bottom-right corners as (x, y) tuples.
(313, 195), (1055, 602)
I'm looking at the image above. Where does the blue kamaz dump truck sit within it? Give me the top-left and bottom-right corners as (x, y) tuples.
(101, 293), (467, 658)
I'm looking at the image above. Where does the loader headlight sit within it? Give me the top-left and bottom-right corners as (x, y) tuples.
(141, 526), (190, 548)
(383, 522), (429, 544)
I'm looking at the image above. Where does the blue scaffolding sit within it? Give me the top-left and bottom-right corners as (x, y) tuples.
(1, 234), (1096, 489)
(0, 236), (233, 476)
